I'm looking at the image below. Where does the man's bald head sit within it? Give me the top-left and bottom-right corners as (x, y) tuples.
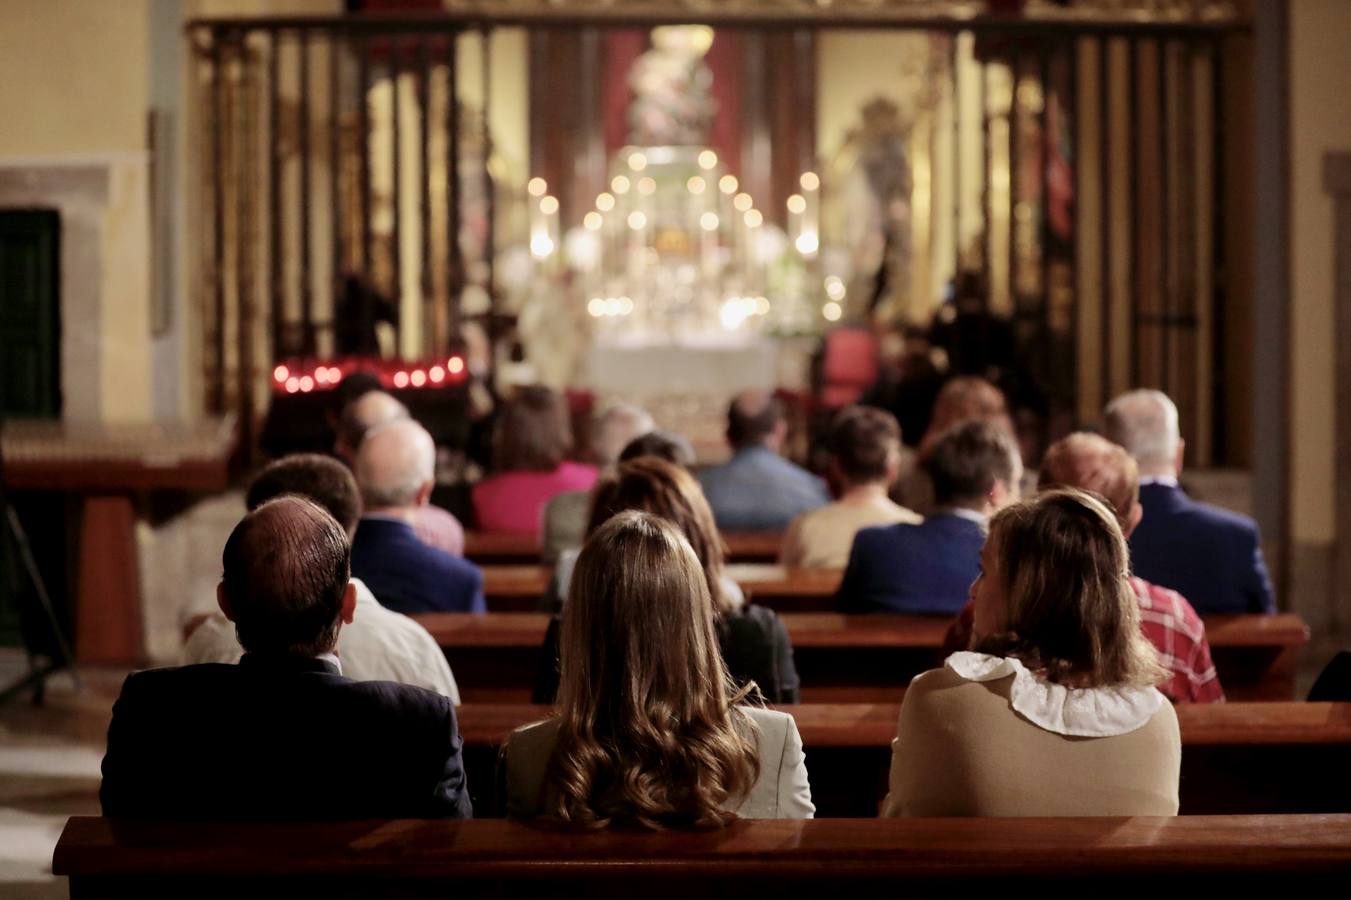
(1103, 389), (1182, 476)
(1038, 432), (1141, 533)
(336, 390), (409, 463)
(356, 418), (436, 511)
(220, 496), (351, 656)
(727, 390), (785, 451)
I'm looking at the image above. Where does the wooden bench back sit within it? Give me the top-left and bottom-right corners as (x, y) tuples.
(415, 611), (1309, 702)
(453, 702), (1351, 818)
(53, 815), (1351, 897)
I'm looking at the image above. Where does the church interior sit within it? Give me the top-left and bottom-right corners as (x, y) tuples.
(2, 0), (1351, 893)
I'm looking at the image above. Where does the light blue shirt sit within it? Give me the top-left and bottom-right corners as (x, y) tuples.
(697, 446), (830, 532)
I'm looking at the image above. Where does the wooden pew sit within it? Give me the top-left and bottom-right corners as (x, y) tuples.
(454, 703), (1351, 819)
(416, 612), (1307, 703)
(474, 564), (841, 613)
(465, 531), (783, 565)
(53, 814), (1351, 897)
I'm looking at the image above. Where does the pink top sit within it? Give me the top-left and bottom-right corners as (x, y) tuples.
(411, 505), (466, 557)
(471, 462), (599, 536)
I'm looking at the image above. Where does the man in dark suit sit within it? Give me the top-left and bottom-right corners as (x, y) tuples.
(836, 419), (1022, 614)
(351, 418), (485, 614)
(100, 496), (473, 820)
(1105, 389), (1276, 614)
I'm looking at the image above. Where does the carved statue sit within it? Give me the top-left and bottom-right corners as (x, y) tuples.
(627, 25), (718, 147)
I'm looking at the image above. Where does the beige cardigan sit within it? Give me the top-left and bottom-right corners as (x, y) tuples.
(504, 706), (815, 820)
(882, 665), (1181, 817)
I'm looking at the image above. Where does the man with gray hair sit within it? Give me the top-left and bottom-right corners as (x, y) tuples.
(351, 419), (484, 614)
(1104, 389), (1275, 614)
(335, 388), (466, 557)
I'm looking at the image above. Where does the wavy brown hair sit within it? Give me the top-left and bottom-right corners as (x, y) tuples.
(545, 511), (760, 830)
(975, 488), (1167, 689)
(585, 457), (733, 614)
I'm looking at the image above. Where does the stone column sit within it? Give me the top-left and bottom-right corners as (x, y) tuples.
(1324, 151), (1351, 632)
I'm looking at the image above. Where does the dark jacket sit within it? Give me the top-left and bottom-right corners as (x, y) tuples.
(1130, 483), (1276, 614)
(836, 512), (986, 615)
(100, 654), (473, 820)
(351, 517), (485, 614)
(1308, 651), (1351, 702)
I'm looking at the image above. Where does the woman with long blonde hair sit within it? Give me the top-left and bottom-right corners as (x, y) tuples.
(505, 511), (814, 827)
(883, 488), (1181, 817)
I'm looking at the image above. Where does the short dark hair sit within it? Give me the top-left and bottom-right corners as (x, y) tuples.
(334, 370), (382, 412)
(923, 419), (1020, 506)
(246, 454), (362, 534)
(726, 393), (783, 449)
(493, 384), (571, 472)
(829, 406), (901, 484)
(619, 429), (697, 469)
(222, 496), (350, 657)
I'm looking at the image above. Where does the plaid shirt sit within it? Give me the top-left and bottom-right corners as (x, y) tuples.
(1131, 575), (1225, 703)
(941, 575), (1225, 704)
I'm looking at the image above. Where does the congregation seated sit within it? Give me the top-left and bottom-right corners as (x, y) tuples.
(101, 496), (473, 820)
(944, 433), (1224, 704)
(538, 457), (800, 704)
(541, 402), (654, 559)
(883, 489), (1181, 817)
(334, 386), (466, 556)
(698, 390), (829, 531)
(505, 512), (814, 825)
(837, 419), (1021, 614)
(780, 405), (919, 569)
(1105, 389), (1276, 614)
(183, 453), (461, 703)
(352, 419), (485, 614)
(472, 384), (599, 536)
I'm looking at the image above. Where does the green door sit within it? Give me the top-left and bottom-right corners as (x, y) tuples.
(0, 209), (62, 646)
(0, 209), (61, 419)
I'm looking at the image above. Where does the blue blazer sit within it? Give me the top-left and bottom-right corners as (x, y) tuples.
(351, 517), (485, 614)
(698, 447), (830, 532)
(100, 654), (472, 820)
(1129, 483), (1276, 614)
(835, 513), (985, 615)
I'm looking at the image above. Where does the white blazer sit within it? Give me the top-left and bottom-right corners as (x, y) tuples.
(504, 705), (814, 820)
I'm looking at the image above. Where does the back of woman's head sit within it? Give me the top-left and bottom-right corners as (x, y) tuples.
(493, 384), (571, 472)
(585, 457), (729, 612)
(550, 511), (759, 829)
(978, 488), (1165, 689)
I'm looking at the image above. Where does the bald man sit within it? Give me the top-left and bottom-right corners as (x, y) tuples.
(100, 497), (473, 820)
(1105, 389), (1275, 614)
(351, 419), (484, 614)
(697, 391), (828, 531)
(335, 389), (465, 557)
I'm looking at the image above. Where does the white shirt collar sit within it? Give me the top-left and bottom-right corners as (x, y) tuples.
(1138, 475), (1179, 487)
(942, 651), (1164, 737)
(315, 651), (343, 675)
(941, 507), (988, 525)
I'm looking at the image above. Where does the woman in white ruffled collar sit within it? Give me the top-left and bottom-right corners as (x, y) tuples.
(881, 488), (1181, 817)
